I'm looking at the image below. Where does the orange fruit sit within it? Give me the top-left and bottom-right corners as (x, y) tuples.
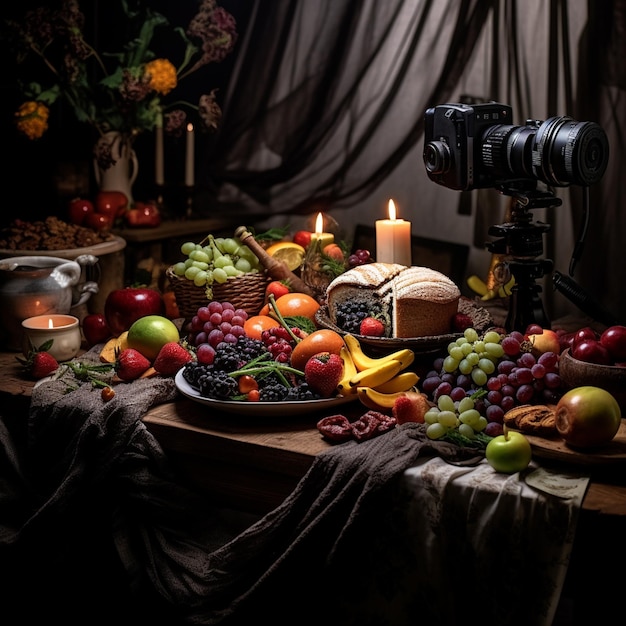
(259, 292), (320, 321)
(243, 315), (280, 340)
(265, 241), (306, 271)
(290, 329), (345, 371)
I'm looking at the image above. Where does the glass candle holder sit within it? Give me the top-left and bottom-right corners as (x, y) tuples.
(21, 314), (82, 362)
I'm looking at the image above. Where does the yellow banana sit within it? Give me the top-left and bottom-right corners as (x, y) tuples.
(348, 358), (404, 389)
(344, 334), (415, 371)
(357, 386), (407, 411)
(373, 371), (419, 393)
(481, 276), (517, 300)
(336, 345), (359, 396)
(467, 275), (488, 297)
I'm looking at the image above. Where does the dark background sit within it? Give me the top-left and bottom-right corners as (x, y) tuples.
(0, 0), (250, 225)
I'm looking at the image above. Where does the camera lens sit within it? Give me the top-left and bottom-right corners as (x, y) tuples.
(423, 140), (451, 175)
(533, 117), (609, 186)
(480, 117), (609, 187)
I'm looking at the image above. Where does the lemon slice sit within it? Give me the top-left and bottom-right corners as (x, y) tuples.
(265, 241), (306, 271)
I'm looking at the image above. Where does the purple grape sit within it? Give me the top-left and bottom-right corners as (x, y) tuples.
(487, 376), (502, 391)
(544, 372), (562, 389)
(433, 357), (445, 372)
(486, 404), (505, 423)
(538, 351), (558, 370)
(515, 367), (534, 385)
(498, 359), (516, 375)
(487, 389), (503, 405)
(441, 373), (456, 385)
(194, 331), (208, 346)
(517, 352), (536, 368)
(502, 384), (516, 397)
(516, 384), (534, 404)
(485, 421), (504, 437)
(501, 336), (521, 356)
(450, 386), (467, 401)
(501, 395), (516, 411)
(433, 381), (452, 400)
(421, 376), (442, 394)
(531, 363), (546, 379)
(456, 374), (472, 390)
(542, 389), (562, 403)
(509, 330), (525, 344)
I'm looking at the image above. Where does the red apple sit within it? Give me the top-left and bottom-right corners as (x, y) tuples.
(485, 427), (532, 473)
(68, 197), (94, 225)
(82, 313), (112, 346)
(104, 287), (165, 336)
(571, 326), (599, 348)
(555, 385), (621, 448)
(525, 328), (560, 356)
(85, 211), (112, 232)
(293, 230), (312, 248)
(571, 339), (612, 365)
(600, 325), (626, 361)
(96, 190), (128, 219)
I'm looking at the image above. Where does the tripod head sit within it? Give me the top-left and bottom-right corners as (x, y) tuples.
(486, 182), (561, 332)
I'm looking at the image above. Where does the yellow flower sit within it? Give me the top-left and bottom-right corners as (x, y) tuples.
(15, 101), (50, 140)
(145, 59), (178, 95)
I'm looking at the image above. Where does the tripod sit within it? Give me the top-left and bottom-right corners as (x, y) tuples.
(487, 182), (560, 332)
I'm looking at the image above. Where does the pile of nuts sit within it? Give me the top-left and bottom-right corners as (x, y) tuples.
(0, 216), (113, 251)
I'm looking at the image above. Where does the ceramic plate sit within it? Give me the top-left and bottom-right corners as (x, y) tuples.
(175, 369), (357, 417)
(315, 297), (494, 354)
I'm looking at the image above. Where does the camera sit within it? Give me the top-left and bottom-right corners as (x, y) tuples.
(423, 102), (609, 191)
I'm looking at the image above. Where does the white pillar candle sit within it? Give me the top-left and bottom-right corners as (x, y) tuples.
(309, 212), (334, 248)
(375, 199), (412, 266)
(185, 122), (195, 187)
(155, 111), (164, 186)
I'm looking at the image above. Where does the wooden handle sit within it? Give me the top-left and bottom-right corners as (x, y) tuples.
(235, 226), (317, 299)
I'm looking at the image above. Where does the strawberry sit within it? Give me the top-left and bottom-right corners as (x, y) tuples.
(360, 316), (385, 337)
(304, 351), (344, 398)
(116, 348), (151, 381)
(17, 340), (59, 380)
(153, 341), (194, 376)
(452, 312), (473, 333)
(30, 352), (60, 379)
(392, 393), (429, 424)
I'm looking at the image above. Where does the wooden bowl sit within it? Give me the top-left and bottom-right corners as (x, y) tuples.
(559, 348), (626, 414)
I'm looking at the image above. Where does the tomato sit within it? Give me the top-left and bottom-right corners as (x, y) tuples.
(265, 280), (291, 301)
(67, 197), (94, 225)
(293, 230), (312, 248)
(96, 190), (128, 219)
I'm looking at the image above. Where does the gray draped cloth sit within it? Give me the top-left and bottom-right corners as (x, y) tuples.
(0, 349), (485, 625)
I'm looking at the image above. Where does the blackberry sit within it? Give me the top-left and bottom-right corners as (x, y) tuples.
(213, 336), (270, 372)
(335, 300), (383, 334)
(285, 382), (321, 401)
(259, 381), (289, 402)
(198, 370), (238, 400)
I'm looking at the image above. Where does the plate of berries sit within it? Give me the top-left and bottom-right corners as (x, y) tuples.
(175, 369), (356, 417)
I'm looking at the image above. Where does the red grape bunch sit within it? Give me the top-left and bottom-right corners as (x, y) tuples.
(188, 301), (249, 365)
(347, 249), (373, 268)
(260, 326), (304, 363)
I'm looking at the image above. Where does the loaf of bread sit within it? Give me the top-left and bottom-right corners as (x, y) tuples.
(326, 262), (460, 338)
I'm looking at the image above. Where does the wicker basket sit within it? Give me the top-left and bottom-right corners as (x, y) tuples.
(166, 266), (270, 321)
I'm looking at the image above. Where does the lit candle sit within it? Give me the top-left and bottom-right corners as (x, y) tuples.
(21, 314), (82, 362)
(185, 122), (195, 187)
(155, 111), (164, 186)
(309, 212), (334, 248)
(375, 199), (412, 266)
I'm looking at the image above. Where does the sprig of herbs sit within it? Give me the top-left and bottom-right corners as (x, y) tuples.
(227, 352), (304, 387)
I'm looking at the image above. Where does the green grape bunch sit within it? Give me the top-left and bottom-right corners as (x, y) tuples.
(172, 234), (263, 297)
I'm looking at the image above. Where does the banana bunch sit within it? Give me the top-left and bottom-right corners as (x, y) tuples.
(467, 274), (516, 300)
(337, 335), (419, 410)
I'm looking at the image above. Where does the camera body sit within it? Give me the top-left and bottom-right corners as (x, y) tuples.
(423, 101), (609, 191)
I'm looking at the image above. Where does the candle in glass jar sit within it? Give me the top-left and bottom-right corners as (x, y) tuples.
(309, 212), (334, 248)
(375, 199), (412, 266)
(21, 314), (82, 362)
(185, 123), (195, 186)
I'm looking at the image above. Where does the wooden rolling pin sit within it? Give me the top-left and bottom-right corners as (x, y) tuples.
(234, 226), (317, 298)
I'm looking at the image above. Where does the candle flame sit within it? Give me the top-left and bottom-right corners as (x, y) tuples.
(48, 318), (54, 329)
(315, 212), (324, 234)
(388, 199), (397, 221)
(187, 122), (194, 132)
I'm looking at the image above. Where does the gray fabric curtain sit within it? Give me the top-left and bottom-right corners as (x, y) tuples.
(204, 0), (624, 323)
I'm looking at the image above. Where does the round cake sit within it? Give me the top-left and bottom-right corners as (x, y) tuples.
(326, 262), (460, 338)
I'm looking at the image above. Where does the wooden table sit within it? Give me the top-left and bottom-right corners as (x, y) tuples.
(2, 349), (624, 622)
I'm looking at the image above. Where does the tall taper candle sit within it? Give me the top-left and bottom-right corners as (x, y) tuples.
(185, 123), (195, 186)
(155, 111), (164, 186)
(375, 199), (412, 266)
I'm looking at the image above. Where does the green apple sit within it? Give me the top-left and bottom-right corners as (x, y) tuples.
(485, 427), (532, 473)
(555, 385), (621, 448)
(127, 315), (180, 361)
